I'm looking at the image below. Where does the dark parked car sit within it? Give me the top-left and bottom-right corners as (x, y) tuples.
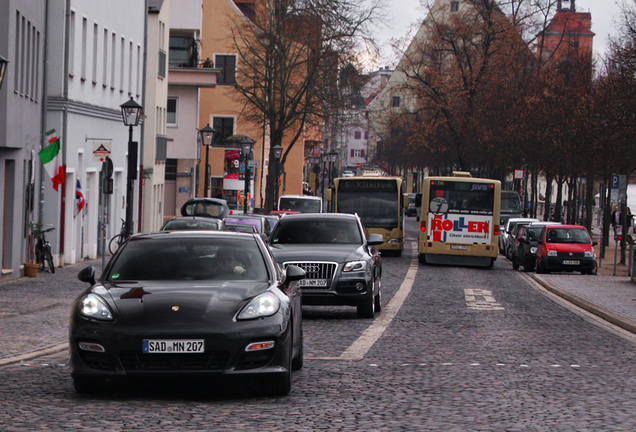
(535, 224), (598, 275)
(70, 231), (305, 396)
(268, 213), (383, 318)
(225, 214), (276, 239)
(180, 197), (230, 219)
(160, 216), (227, 231)
(500, 217), (538, 257)
(510, 222), (559, 271)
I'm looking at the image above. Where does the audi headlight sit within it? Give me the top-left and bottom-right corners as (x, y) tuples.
(237, 292), (280, 320)
(79, 294), (113, 321)
(343, 261), (366, 272)
(547, 250), (557, 257)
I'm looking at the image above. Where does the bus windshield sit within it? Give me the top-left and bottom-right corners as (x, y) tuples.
(430, 181), (494, 215)
(337, 180), (399, 229)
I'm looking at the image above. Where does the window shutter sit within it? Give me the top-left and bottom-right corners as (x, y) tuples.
(361, 150), (364, 158)
(351, 149), (354, 157)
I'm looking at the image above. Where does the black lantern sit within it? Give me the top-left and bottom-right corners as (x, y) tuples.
(119, 97), (143, 238)
(199, 124), (217, 197)
(120, 97), (143, 127)
(0, 55), (8, 90)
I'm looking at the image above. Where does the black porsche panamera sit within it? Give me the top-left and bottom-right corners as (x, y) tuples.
(70, 231), (305, 396)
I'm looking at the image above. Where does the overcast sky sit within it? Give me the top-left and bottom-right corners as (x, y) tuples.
(372, 0), (624, 69)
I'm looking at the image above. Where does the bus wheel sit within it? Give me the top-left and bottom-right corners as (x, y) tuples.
(487, 259), (495, 268)
(418, 254), (427, 264)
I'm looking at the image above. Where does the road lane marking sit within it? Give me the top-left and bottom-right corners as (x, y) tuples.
(336, 242), (419, 361)
(464, 288), (504, 310)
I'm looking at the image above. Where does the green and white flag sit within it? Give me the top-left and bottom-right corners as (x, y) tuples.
(38, 129), (64, 191)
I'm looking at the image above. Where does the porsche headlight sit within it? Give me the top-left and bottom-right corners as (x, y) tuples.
(343, 261), (366, 272)
(79, 294), (113, 321)
(237, 292), (280, 320)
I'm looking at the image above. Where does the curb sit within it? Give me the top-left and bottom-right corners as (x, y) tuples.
(532, 274), (636, 335)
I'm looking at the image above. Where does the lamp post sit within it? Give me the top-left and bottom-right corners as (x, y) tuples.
(272, 144), (283, 209)
(240, 138), (255, 213)
(320, 150), (328, 203)
(0, 55), (8, 90)
(120, 97), (143, 238)
(199, 124), (217, 197)
(328, 150), (338, 186)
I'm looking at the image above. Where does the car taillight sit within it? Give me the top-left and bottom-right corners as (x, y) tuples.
(420, 220), (426, 232)
(494, 224), (499, 236)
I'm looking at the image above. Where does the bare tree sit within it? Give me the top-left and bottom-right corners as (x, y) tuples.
(228, 0), (384, 212)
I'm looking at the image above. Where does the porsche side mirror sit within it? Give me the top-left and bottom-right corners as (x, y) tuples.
(285, 264), (305, 283)
(78, 266), (96, 286)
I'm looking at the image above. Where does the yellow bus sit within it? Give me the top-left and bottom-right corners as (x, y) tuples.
(328, 175), (408, 256)
(418, 172), (501, 267)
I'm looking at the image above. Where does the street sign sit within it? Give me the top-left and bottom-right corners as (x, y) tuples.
(514, 169), (524, 180)
(611, 174), (620, 189)
(247, 160), (259, 167)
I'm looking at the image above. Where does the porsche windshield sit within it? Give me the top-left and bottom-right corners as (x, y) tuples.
(107, 237), (269, 281)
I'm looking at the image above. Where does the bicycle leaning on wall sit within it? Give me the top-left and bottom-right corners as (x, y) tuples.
(32, 223), (55, 274)
(108, 218), (126, 255)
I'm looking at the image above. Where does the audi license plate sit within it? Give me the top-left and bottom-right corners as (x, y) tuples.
(562, 260), (580, 265)
(143, 340), (204, 353)
(298, 279), (328, 287)
(450, 245), (467, 250)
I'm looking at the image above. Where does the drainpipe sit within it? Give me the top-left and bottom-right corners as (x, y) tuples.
(58, 0), (72, 267)
(39, 0), (51, 226)
(138, 0), (148, 233)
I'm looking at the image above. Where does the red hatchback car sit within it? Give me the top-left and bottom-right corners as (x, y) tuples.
(535, 224), (598, 275)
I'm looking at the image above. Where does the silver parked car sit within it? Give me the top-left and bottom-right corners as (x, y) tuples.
(500, 217), (539, 257)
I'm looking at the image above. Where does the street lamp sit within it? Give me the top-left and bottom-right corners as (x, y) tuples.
(120, 97), (143, 238)
(199, 124), (217, 197)
(328, 150), (338, 185)
(272, 144), (283, 209)
(0, 55), (8, 90)
(240, 137), (255, 213)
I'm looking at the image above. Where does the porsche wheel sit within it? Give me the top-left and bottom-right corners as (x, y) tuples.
(268, 341), (292, 396)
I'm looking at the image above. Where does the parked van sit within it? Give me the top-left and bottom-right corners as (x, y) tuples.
(500, 190), (523, 227)
(278, 195), (323, 213)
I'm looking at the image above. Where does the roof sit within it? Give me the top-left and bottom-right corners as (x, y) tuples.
(545, 11), (595, 37)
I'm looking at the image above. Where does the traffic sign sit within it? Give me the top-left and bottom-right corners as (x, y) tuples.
(514, 169), (524, 180)
(247, 160), (259, 167)
(611, 174), (620, 189)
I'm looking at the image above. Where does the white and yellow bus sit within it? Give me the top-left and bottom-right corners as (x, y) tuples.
(328, 175), (408, 256)
(418, 172), (501, 267)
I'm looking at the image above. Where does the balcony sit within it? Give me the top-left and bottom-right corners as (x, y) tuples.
(168, 60), (219, 88)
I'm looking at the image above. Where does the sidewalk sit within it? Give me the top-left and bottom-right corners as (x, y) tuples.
(1, 239), (636, 367)
(0, 258), (102, 366)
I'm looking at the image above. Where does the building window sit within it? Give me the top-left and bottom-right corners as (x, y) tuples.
(353, 149), (362, 157)
(69, 11), (75, 77)
(354, 131), (361, 139)
(111, 32), (116, 89)
(451, 1), (459, 12)
(215, 55), (236, 85)
(169, 36), (190, 67)
(102, 28), (108, 86)
(392, 96), (400, 107)
(568, 40), (580, 48)
(167, 97), (177, 126)
(213, 117), (235, 144)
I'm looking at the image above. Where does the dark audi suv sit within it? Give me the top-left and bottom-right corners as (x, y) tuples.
(268, 213), (383, 318)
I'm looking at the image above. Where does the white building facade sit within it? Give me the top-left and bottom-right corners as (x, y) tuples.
(44, 0), (146, 265)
